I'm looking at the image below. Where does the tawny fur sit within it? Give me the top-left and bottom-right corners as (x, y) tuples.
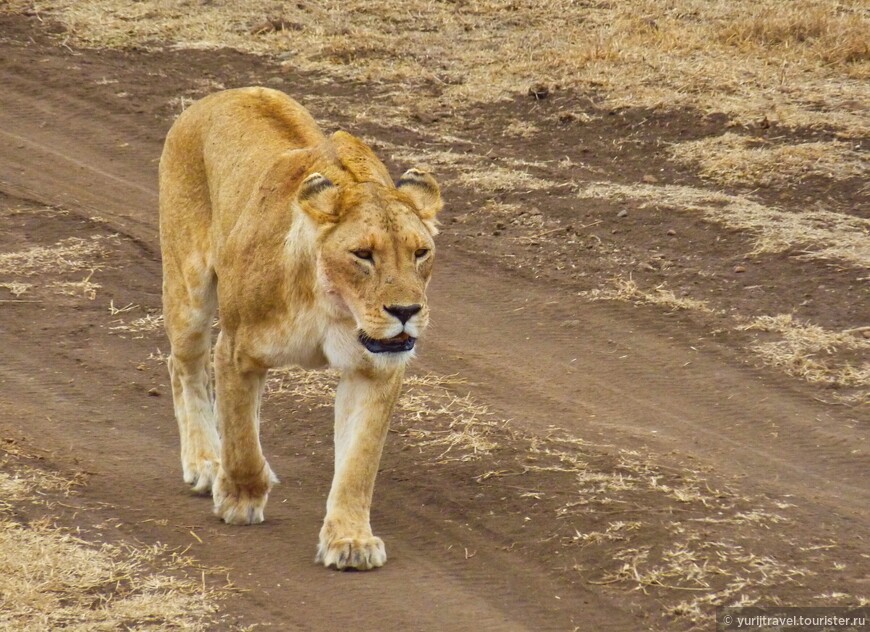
(159, 87), (441, 570)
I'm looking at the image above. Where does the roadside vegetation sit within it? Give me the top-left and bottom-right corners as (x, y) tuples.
(0, 448), (221, 630)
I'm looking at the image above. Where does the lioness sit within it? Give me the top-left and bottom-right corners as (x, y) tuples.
(159, 87), (441, 570)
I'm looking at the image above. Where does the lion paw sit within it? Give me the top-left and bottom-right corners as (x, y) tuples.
(316, 535), (386, 571)
(182, 457), (219, 495)
(212, 463), (277, 525)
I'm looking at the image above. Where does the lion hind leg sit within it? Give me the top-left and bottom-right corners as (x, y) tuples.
(163, 256), (221, 494)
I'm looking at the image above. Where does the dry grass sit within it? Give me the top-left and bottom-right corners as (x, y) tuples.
(0, 235), (117, 302)
(0, 456), (219, 630)
(718, 4), (870, 67)
(0, 236), (114, 276)
(397, 374), (502, 460)
(556, 445), (820, 624)
(503, 120), (540, 138)
(376, 143), (560, 225)
(572, 521), (642, 547)
(738, 314), (870, 391)
(577, 181), (870, 267)
(386, 147), (477, 173)
(603, 539), (811, 619)
(49, 271), (101, 301)
(455, 198), (569, 241)
(267, 368), (502, 461)
(0, 457), (84, 503)
(583, 276), (714, 313)
(386, 144), (556, 195)
(671, 133), (868, 187)
(581, 275), (869, 397)
(109, 312), (165, 336)
(148, 348), (169, 364)
(0, 523), (219, 630)
(480, 200), (524, 218)
(522, 434), (827, 625)
(8, 0), (868, 137)
(265, 366), (337, 407)
(108, 300), (139, 315)
(582, 276), (870, 405)
(456, 166), (555, 194)
(0, 281), (32, 297)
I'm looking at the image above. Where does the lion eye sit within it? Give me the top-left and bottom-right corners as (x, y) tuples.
(352, 249), (374, 261)
(414, 248), (430, 259)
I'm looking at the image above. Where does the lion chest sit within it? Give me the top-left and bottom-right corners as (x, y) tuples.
(240, 313), (330, 370)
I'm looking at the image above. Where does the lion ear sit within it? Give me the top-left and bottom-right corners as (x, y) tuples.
(297, 172), (338, 224)
(397, 168), (442, 235)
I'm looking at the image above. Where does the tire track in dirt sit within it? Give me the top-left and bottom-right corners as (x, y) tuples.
(426, 251), (869, 519)
(1, 26), (868, 630)
(0, 72), (160, 246)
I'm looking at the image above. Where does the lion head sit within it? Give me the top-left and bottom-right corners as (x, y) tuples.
(295, 133), (442, 358)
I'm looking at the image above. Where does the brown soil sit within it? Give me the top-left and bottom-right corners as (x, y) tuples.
(0, 13), (867, 631)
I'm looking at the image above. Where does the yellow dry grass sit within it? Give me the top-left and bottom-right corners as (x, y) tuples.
(267, 368), (501, 461)
(577, 181), (870, 267)
(456, 166), (555, 194)
(398, 375), (501, 460)
(572, 521), (642, 547)
(598, 540), (809, 596)
(386, 147), (476, 173)
(0, 236), (113, 276)
(738, 314), (870, 391)
(670, 133), (868, 187)
(582, 276), (869, 399)
(0, 456), (220, 630)
(0, 281), (32, 297)
(109, 311), (165, 337)
(385, 142), (556, 195)
(582, 276), (715, 313)
(535, 438), (823, 624)
(503, 120), (540, 139)
(49, 272), (101, 301)
(0, 457), (84, 503)
(8, 0), (868, 137)
(0, 234), (117, 301)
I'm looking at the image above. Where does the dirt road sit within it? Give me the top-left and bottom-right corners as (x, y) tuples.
(0, 14), (867, 631)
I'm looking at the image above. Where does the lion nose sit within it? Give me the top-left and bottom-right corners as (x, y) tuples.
(384, 304), (422, 324)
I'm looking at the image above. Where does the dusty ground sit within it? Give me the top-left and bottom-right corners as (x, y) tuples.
(0, 7), (868, 631)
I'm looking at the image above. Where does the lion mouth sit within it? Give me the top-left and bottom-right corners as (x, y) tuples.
(358, 331), (417, 354)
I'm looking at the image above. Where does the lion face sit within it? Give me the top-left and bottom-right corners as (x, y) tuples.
(298, 169), (442, 357)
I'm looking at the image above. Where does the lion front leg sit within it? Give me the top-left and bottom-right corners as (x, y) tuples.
(316, 368), (403, 570)
(212, 333), (276, 525)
